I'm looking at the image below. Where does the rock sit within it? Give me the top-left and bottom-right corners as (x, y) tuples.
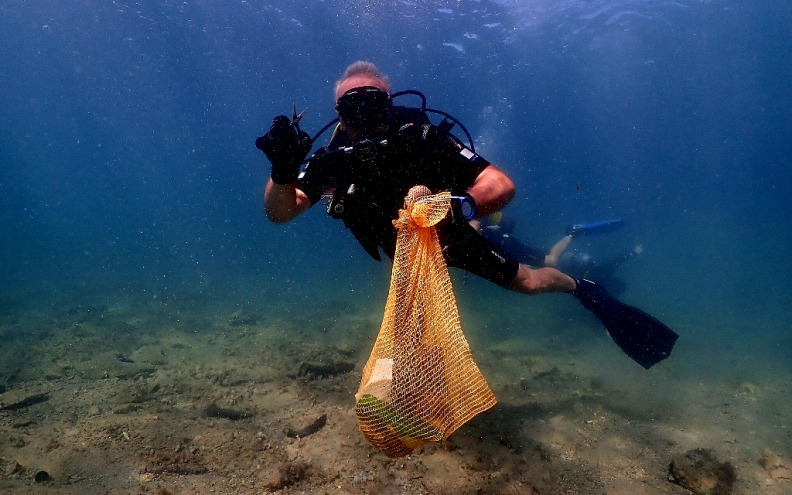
(112, 403), (142, 415)
(760, 451), (792, 480)
(10, 437), (26, 448)
(228, 311), (259, 327)
(0, 393), (50, 411)
(130, 345), (167, 366)
(72, 351), (156, 380)
(3, 459), (20, 477)
(296, 361), (355, 379)
(668, 448), (736, 495)
(44, 367), (66, 380)
(12, 419), (34, 428)
(204, 403), (249, 421)
(262, 462), (309, 490)
(284, 414), (327, 438)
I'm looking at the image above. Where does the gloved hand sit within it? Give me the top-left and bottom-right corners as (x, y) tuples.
(256, 115), (312, 184)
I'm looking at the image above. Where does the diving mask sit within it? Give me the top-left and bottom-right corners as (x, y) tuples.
(335, 86), (392, 129)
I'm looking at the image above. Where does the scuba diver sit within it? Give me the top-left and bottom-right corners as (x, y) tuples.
(256, 60), (677, 369)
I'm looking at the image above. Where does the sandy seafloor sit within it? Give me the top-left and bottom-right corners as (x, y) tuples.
(1, 279), (790, 495)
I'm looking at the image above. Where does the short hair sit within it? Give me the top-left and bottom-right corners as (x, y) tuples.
(334, 60), (391, 97)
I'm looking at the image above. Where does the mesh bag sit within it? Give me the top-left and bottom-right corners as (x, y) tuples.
(355, 185), (497, 458)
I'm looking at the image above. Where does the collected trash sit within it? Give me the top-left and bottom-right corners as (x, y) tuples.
(355, 186), (496, 458)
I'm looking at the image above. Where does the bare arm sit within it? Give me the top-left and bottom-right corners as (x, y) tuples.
(466, 165), (515, 217)
(263, 179), (312, 223)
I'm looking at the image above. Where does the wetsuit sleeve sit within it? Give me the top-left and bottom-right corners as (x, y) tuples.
(427, 128), (491, 191)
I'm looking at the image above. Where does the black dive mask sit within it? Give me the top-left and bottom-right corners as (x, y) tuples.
(335, 86), (392, 129)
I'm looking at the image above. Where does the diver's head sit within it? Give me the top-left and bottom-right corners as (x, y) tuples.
(334, 61), (392, 132)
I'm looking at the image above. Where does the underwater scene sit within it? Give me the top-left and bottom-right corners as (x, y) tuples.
(1, 0), (791, 493)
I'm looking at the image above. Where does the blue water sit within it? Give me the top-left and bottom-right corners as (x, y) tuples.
(1, 0), (791, 372)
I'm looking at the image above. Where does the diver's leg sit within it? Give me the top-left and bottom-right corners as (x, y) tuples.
(439, 218), (576, 295)
(498, 236), (546, 267)
(544, 234), (574, 267)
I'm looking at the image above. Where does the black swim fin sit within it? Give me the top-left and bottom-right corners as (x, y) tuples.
(573, 278), (678, 369)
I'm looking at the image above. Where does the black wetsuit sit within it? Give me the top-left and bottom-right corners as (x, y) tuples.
(298, 106), (520, 287)
(478, 224), (547, 268)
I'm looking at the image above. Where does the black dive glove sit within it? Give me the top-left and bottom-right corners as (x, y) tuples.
(256, 115), (312, 185)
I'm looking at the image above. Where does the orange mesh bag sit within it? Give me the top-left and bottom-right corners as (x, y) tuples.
(355, 185), (497, 458)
